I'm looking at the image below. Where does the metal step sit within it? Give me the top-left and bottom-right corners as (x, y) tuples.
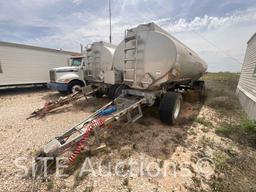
(124, 68), (135, 72)
(131, 113), (143, 123)
(127, 104), (143, 123)
(124, 78), (134, 82)
(124, 58), (136, 62)
(125, 35), (136, 42)
(124, 47), (136, 51)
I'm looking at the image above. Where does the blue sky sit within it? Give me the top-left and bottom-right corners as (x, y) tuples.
(0, 0), (256, 72)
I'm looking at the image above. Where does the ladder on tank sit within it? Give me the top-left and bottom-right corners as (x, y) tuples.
(86, 45), (93, 77)
(93, 51), (102, 81)
(123, 30), (138, 84)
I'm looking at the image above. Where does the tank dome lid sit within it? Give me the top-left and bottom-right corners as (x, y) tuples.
(90, 41), (116, 49)
(128, 22), (170, 37)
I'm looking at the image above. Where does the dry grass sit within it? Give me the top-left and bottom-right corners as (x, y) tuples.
(202, 73), (256, 192)
(203, 72), (241, 112)
(216, 120), (256, 148)
(82, 186), (94, 192)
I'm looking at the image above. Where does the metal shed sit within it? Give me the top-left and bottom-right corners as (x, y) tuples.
(237, 33), (256, 120)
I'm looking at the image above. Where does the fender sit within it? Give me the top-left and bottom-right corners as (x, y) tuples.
(56, 73), (81, 84)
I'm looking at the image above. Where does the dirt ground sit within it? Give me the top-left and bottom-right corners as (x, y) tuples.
(0, 74), (256, 192)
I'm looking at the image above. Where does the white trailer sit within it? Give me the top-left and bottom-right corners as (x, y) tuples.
(237, 33), (256, 120)
(0, 41), (79, 87)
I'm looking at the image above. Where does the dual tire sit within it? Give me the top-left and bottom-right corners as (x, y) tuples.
(159, 92), (182, 125)
(94, 90), (104, 98)
(108, 84), (128, 99)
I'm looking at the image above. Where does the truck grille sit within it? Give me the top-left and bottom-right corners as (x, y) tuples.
(49, 70), (56, 82)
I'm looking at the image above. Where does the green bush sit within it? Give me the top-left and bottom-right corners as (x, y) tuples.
(216, 120), (256, 147)
(216, 123), (233, 137)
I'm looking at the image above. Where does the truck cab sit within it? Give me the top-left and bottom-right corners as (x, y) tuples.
(47, 56), (86, 93)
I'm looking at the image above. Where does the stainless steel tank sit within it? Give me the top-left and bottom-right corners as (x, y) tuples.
(112, 22), (207, 90)
(84, 41), (116, 82)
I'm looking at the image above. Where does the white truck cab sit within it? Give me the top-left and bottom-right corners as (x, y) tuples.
(47, 55), (86, 93)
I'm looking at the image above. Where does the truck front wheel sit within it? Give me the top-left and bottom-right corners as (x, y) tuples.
(159, 92), (182, 125)
(68, 81), (84, 93)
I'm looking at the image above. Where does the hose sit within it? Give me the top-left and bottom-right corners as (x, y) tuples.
(68, 118), (105, 164)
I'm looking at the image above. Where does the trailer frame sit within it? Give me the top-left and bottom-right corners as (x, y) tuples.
(36, 79), (205, 163)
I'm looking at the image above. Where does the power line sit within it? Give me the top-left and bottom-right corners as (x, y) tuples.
(192, 31), (243, 65)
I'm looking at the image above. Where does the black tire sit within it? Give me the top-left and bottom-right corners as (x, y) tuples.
(68, 80), (85, 93)
(114, 84), (129, 98)
(159, 92), (182, 125)
(94, 90), (104, 98)
(107, 84), (119, 99)
(108, 84), (129, 99)
(199, 82), (207, 103)
(42, 83), (47, 88)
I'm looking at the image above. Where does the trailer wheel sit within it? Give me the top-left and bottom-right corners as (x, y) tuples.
(159, 92), (182, 125)
(114, 84), (129, 98)
(108, 84), (119, 99)
(108, 84), (129, 99)
(68, 80), (84, 93)
(94, 90), (104, 98)
(199, 82), (207, 103)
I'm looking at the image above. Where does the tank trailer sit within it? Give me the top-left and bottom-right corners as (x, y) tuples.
(34, 23), (207, 169)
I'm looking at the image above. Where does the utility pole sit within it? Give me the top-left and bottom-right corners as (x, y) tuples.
(109, 0), (112, 43)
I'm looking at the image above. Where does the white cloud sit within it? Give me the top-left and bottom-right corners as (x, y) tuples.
(148, 8), (256, 72)
(1, 0), (255, 72)
(72, 0), (83, 6)
(166, 8), (256, 32)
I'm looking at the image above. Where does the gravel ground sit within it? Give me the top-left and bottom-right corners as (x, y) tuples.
(0, 87), (109, 192)
(0, 86), (242, 192)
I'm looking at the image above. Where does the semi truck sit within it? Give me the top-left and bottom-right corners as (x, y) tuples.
(0, 41), (79, 88)
(48, 41), (116, 94)
(47, 55), (86, 93)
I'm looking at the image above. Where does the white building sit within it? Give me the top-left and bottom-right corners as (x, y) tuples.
(237, 33), (256, 120)
(0, 41), (79, 87)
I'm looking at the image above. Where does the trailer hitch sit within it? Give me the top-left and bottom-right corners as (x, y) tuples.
(27, 86), (98, 120)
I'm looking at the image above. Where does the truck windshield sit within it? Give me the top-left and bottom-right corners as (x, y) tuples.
(71, 58), (82, 66)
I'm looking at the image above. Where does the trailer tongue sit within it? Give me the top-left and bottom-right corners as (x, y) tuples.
(34, 80), (205, 167)
(27, 86), (99, 119)
(36, 91), (146, 164)
(31, 94), (145, 191)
